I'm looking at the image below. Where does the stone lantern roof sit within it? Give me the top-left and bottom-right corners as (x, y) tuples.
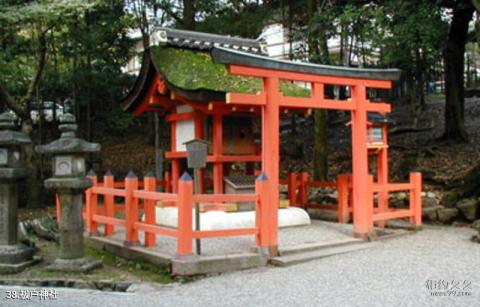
(0, 113), (31, 146)
(0, 112), (31, 180)
(35, 113), (100, 155)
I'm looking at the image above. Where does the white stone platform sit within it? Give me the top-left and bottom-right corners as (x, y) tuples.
(151, 207), (311, 230)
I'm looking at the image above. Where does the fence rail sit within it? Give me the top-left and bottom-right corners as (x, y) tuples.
(281, 171), (422, 227)
(371, 172), (422, 226)
(77, 171), (265, 255)
(281, 172), (349, 223)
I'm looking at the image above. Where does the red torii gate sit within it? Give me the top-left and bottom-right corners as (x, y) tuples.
(209, 47), (419, 249)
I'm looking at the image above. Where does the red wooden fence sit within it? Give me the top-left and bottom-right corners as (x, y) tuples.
(280, 171), (422, 227)
(55, 171), (421, 254)
(77, 171), (266, 255)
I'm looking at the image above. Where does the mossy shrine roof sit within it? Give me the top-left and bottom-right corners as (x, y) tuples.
(120, 28), (401, 113)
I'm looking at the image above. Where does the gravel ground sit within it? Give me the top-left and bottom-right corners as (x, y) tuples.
(103, 220), (356, 256)
(1, 225), (479, 307)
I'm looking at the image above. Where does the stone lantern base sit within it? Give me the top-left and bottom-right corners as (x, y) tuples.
(0, 244), (39, 274)
(45, 257), (102, 273)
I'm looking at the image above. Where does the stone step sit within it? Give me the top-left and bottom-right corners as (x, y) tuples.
(270, 242), (379, 267)
(278, 238), (363, 256)
(172, 252), (268, 276)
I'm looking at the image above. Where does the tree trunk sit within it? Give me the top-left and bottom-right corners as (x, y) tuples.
(415, 47), (425, 109)
(313, 109), (328, 180)
(288, 0), (294, 60)
(466, 54), (471, 88)
(140, 2), (150, 48)
(307, 0), (329, 181)
(182, 0), (195, 30)
(22, 120), (44, 208)
(1, 27), (48, 208)
(443, 2), (474, 142)
(285, 0), (296, 136)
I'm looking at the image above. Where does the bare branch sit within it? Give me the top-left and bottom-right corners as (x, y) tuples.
(24, 25), (48, 103)
(157, 1), (183, 24)
(0, 82), (25, 116)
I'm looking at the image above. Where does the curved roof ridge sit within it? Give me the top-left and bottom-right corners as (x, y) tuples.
(120, 50), (157, 112)
(211, 46), (401, 81)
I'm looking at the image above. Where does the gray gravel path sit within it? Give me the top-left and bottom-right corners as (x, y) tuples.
(103, 220), (356, 256)
(1, 225), (479, 307)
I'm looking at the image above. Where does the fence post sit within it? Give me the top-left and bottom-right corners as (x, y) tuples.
(55, 194), (61, 223)
(255, 173), (269, 248)
(104, 170), (115, 236)
(164, 171), (171, 193)
(358, 174), (374, 240)
(337, 174), (350, 223)
(410, 172), (422, 229)
(177, 172), (193, 256)
(124, 171), (140, 246)
(287, 172), (297, 207)
(300, 172), (309, 207)
(347, 174), (353, 217)
(144, 172), (157, 247)
(85, 170), (98, 235)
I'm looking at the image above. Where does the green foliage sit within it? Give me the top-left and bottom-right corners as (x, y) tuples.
(337, 4), (378, 66)
(291, 0), (447, 74)
(399, 155), (419, 179)
(307, 4), (338, 63)
(0, 0), (93, 24)
(371, 0), (448, 72)
(473, 0), (480, 12)
(47, 0), (135, 107)
(0, 0), (135, 133)
(195, 1), (272, 38)
(85, 247), (172, 283)
(0, 49), (34, 97)
(104, 107), (140, 135)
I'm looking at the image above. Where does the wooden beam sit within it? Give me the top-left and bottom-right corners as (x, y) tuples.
(228, 65), (393, 89)
(156, 77), (168, 95)
(226, 92), (266, 105)
(278, 94), (355, 110)
(373, 210), (413, 222)
(165, 151), (186, 159)
(209, 106), (260, 115)
(193, 228), (257, 239)
(165, 151), (261, 163)
(133, 74), (163, 116)
(165, 112), (196, 122)
(148, 95), (171, 107)
(210, 155), (261, 163)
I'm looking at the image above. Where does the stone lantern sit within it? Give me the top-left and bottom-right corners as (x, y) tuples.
(0, 112), (38, 273)
(36, 113), (101, 272)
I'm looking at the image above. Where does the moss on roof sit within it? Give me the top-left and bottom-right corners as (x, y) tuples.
(151, 46), (310, 97)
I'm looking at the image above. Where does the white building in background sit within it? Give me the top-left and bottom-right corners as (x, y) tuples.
(258, 23), (378, 66)
(123, 37), (144, 75)
(258, 23), (297, 60)
(123, 22), (378, 76)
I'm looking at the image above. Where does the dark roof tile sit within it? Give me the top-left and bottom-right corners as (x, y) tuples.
(211, 47), (402, 81)
(150, 27), (266, 55)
